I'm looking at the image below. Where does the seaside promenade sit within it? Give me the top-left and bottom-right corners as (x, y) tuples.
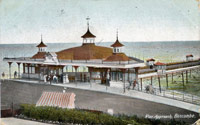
(4, 65), (199, 113)
(4, 77), (200, 114)
(1, 79), (199, 123)
(1, 64), (200, 124)
(54, 82), (200, 113)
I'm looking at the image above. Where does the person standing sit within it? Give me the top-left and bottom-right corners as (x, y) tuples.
(14, 71), (17, 78)
(106, 70), (110, 86)
(2, 72), (5, 81)
(53, 75), (57, 84)
(133, 80), (137, 90)
(66, 74), (69, 83)
(50, 75), (53, 84)
(47, 75), (51, 84)
(43, 75), (47, 83)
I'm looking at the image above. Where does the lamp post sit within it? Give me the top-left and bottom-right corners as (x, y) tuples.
(73, 66), (79, 87)
(8, 62), (12, 79)
(17, 62), (21, 78)
(120, 68), (126, 93)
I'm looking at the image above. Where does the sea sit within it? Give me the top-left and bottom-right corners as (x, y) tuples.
(0, 41), (200, 75)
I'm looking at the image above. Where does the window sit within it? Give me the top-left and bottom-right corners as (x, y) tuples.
(25, 67), (28, 73)
(114, 48), (116, 53)
(32, 67), (35, 73)
(29, 67), (32, 73)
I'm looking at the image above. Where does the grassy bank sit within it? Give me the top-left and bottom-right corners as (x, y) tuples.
(143, 71), (200, 96)
(19, 104), (185, 125)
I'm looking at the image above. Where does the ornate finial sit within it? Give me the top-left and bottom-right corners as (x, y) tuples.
(86, 16), (90, 29)
(41, 34), (43, 42)
(116, 29), (118, 40)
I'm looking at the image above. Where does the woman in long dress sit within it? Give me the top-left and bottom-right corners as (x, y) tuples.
(65, 74), (69, 83)
(43, 75), (47, 83)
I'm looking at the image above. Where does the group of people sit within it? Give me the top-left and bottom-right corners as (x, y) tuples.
(43, 74), (58, 84)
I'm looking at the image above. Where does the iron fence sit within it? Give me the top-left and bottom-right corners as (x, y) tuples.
(138, 87), (200, 105)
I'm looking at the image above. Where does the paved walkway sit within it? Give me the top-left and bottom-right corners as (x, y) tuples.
(6, 79), (200, 113)
(53, 82), (200, 114)
(1, 80), (199, 123)
(7, 78), (200, 113)
(0, 118), (51, 125)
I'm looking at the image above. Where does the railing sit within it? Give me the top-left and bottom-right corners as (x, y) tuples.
(3, 57), (44, 62)
(58, 82), (200, 106)
(3, 57), (143, 65)
(59, 59), (140, 65)
(137, 87), (200, 105)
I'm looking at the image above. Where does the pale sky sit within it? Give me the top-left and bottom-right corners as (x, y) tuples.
(0, 0), (199, 44)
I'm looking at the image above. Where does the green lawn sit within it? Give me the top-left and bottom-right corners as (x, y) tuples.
(142, 71), (200, 96)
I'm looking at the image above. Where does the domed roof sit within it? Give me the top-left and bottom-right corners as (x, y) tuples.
(81, 28), (96, 38)
(36, 35), (47, 47)
(186, 54), (193, 57)
(111, 31), (124, 47)
(32, 52), (46, 59)
(104, 53), (131, 61)
(56, 44), (113, 60)
(111, 39), (124, 47)
(36, 41), (47, 47)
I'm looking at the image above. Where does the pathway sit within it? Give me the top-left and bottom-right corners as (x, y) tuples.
(0, 118), (51, 125)
(7, 78), (200, 113)
(52, 82), (200, 114)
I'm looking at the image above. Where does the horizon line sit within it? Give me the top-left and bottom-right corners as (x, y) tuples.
(0, 40), (200, 45)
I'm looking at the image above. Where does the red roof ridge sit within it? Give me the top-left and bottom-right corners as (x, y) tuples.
(146, 58), (155, 61)
(186, 54), (193, 57)
(155, 61), (165, 66)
